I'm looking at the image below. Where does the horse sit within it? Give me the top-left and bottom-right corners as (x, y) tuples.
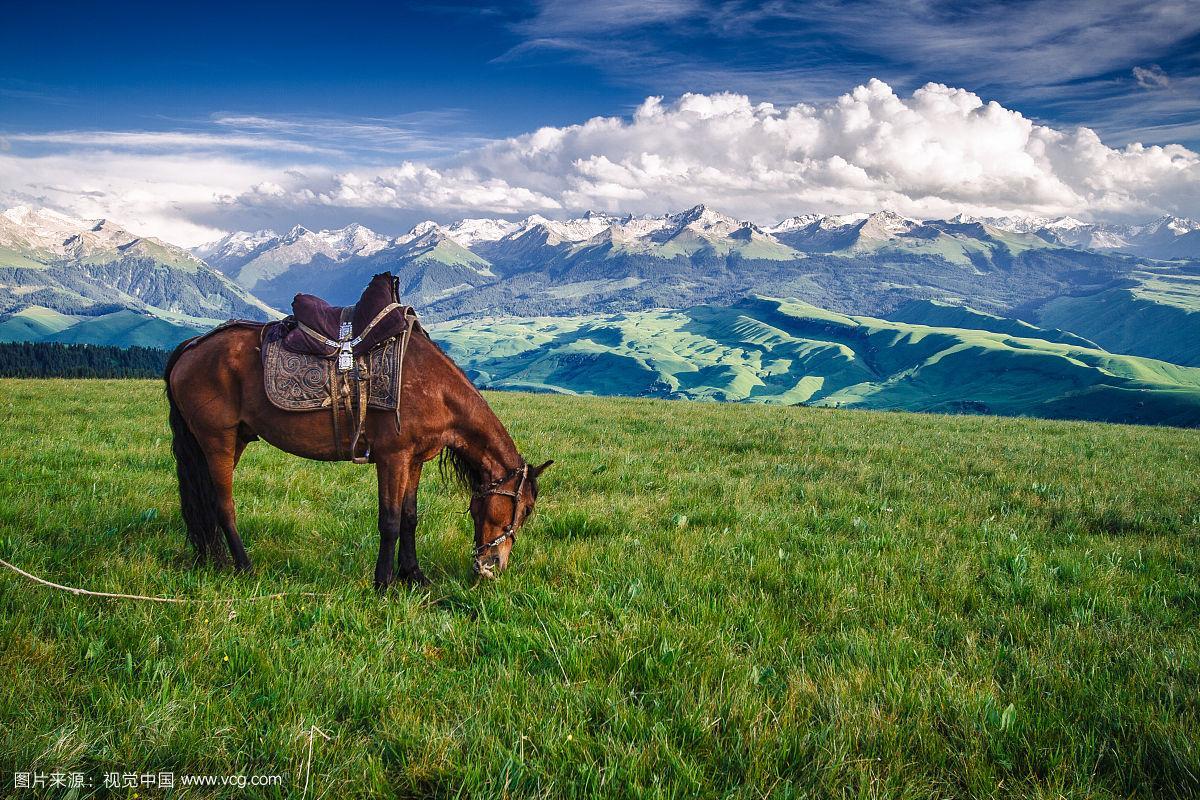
(162, 279), (552, 589)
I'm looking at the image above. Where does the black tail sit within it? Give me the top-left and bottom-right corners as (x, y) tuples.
(164, 342), (227, 565)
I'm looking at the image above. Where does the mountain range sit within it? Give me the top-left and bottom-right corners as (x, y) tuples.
(0, 206), (277, 348)
(2, 202), (1199, 426)
(190, 206), (1200, 334)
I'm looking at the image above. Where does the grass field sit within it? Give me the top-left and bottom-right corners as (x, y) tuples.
(1, 379), (1198, 798)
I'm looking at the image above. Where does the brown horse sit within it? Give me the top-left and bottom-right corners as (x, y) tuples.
(163, 297), (551, 589)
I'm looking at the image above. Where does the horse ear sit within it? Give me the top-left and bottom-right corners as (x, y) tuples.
(532, 460), (554, 477)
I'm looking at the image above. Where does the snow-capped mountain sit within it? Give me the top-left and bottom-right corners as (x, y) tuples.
(192, 228), (278, 266)
(443, 218), (522, 248)
(186, 204), (1200, 319)
(195, 219), (500, 309)
(972, 214), (1200, 258)
(0, 206), (277, 349)
(766, 211), (919, 251)
(1, 205), (104, 254)
(198, 223), (392, 289)
(5, 203), (1199, 355)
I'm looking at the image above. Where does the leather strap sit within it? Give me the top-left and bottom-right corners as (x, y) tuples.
(291, 301), (417, 464)
(295, 303), (403, 354)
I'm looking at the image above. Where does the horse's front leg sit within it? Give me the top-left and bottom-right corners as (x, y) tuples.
(396, 460), (427, 587)
(374, 455), (425, 592)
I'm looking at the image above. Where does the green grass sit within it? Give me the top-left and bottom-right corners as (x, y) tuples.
(1, 379), (1198, 798)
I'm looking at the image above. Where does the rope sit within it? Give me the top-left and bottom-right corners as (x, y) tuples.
(0, 558), (332, 604)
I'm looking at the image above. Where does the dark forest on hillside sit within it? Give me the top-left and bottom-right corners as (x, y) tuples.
(0, 341), (169, 378)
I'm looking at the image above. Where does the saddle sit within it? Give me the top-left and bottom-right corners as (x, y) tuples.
(261, 272), (423, 464)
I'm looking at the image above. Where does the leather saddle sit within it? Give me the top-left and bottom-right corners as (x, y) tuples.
(260, 272), (423, 463)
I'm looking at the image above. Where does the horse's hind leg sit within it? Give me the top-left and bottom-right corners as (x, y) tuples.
(205, 432), (253, 573)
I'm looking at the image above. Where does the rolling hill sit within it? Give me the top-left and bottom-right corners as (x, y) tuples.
(1032, 268), (1200, 367)
(432, 296), (1200, 427)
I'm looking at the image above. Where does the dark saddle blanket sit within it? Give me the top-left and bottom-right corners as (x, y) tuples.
(280, 272), (414, 358)
(261, 273), (420, 414)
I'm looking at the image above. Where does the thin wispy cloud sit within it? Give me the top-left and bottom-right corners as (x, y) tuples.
(499, 0), (1200, 146)
(1134, 64), (1171, 90)
(6, 130), (339, 155)
(210, 112), (494, 160)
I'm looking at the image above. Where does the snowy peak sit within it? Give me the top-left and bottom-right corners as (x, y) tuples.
(444, 217), (521, 248)
(0, 205), (95, 252)
(317, 223), (389, 257)
(0, 206), (209, 267)
(395, 220), (447, 246)
(194, 229), (279, 263)
(1138, 214), (1200, 236)
(767, 214), (826, 234)
(197, 222), (393, 282)
(660, 204), (746, 239)
(975, 213), (1200, 257)
(856, 211), (920, 240)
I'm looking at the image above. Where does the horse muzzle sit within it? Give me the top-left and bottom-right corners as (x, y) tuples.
(473, 554), (503, 580)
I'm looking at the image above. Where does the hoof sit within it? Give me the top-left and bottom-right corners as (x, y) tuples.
(402, 569), (430, 588)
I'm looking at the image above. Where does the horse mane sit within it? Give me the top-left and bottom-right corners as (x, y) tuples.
(438, 446), (484, 494)
(436, 446), (540, 501)
(419, 325), (539, 501)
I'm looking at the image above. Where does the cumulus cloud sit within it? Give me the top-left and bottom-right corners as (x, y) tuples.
(3, 80), (1199, 243)
(239, 80), (1199, 225)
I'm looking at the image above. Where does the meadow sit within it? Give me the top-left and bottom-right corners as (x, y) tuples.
(0, 379), (1197, 798)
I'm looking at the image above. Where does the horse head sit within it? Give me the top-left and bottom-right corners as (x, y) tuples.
(471, 459), (553, 579)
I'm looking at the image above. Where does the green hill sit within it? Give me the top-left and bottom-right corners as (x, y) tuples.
(1, 307), (206, 350)
(0, 305), (77, 342)
(1035, 270), (1200, 366)
(44, 310), (205, 349)
(433, 296), (1200, 427)
(886, 298), (1098, 348)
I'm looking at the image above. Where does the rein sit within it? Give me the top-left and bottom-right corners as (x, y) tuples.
(472, 463), (528, 556)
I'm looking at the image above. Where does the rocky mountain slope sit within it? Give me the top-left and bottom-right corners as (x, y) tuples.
(0, 206), (277, 349)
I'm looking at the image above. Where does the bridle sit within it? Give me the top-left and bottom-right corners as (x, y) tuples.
(472, 463), (529, 557)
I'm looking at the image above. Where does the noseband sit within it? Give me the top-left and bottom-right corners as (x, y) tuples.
(472, 463), (529, 557)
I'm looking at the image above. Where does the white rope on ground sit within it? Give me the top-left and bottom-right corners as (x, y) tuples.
(0, 558), (332, 604)
(302, 725), (331, 800)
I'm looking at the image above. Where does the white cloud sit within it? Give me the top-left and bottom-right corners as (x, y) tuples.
(3, 80), (1198, 244)
(1133, 64), (1170, 89)
(248, 80), (1199, 224)
(0, 150), (282, 246)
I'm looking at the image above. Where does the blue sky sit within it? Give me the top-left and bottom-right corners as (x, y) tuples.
(2, 0), (1198, 243)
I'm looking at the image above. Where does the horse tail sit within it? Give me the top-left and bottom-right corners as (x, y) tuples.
(164, 341), (226, 564)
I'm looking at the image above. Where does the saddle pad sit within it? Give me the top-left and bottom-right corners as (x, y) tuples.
(262, 335), (402, 412)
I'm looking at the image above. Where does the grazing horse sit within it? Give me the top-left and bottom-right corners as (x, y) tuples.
(163, 287), (551, 588)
